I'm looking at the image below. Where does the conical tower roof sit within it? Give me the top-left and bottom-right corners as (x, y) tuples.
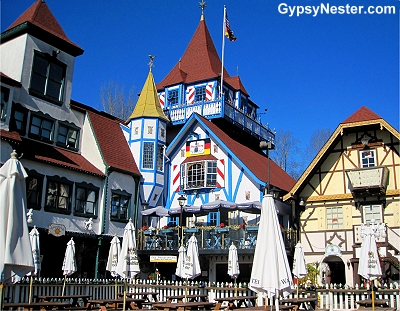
(157, 16), (229, 89)
(128, 68), (169, 122)
(2, 0), (83, 56)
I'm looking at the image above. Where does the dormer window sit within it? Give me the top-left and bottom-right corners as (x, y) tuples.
(1, 86), (10, 121)
(195, 86), (206, 102)
(29, 113), (55, 143)
(29, 51), (66, 105)
(57, 123), (80, 150)
(168, 89), (179, 105)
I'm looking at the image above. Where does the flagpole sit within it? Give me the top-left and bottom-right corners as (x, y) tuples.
(220, 5), (226, 98)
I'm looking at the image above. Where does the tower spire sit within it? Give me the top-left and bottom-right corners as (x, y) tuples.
(199, 1), (206, 21)
(148, 55), (156, 71)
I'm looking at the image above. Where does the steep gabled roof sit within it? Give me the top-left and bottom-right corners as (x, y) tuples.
(76, 104), (141, 177)
(169, 113), (296, 192)
(341, 106), (382, 124)
(128, 69), (169, 122)
(156, 17), (229, 89)
(283, 106), (400, 201)
(2, 0), (83, 56)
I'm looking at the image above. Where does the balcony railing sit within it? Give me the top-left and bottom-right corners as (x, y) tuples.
(165, 96), (275, 143)
(137, 225), (297, 252)
(346, 166), (389, 196)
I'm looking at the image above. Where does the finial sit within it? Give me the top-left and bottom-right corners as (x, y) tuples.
(199, 1), (206, 20)
(10, 150), (18, 159)
(148, 55), (156, 70)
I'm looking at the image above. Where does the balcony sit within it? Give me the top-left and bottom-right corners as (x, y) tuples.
(345, 166), (389, 197)
(165, 96), (275, 143)
(137, 225), (297, 253)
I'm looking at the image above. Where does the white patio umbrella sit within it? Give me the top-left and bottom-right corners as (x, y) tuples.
(61, 238), (77, 296)
(116, 219), (140, 311)
(292, 242), (307, 296)
(183, 235), (201, 300)
(0, 150), (34, 285)
(249, 194), (294, 311)
(228, 243), (240, 295)
(28, 226), (41, 303)
(175, 245), (186, 279)
(358, 221), (385, 310)
(106, 235), (121, 298)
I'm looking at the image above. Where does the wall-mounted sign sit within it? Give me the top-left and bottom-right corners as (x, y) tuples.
(186, 138), (211, 157)
(48, 223), (66, 237)
(150, 255), (177, 263)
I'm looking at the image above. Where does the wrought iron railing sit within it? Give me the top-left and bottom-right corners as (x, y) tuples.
(137, 226), (297, 252)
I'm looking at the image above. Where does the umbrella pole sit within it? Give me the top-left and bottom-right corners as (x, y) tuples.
(185, 278), (188, 302)
(29, 275), (33, 303)
(371, 280), (375, 311)
(0, 283), (4, 311)
(234, 277), (237, 296)
(61, 275), (66, 296)
(123, 279), (127, 311)
(114, 278), (117, 299)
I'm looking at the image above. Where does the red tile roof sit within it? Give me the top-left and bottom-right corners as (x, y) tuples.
(341, 106), (382, 124)
(5, 0), (83, 56)
(20, 138), (104, 177)
(196, 115), (296, 192)
(0, 129), (23, 142)
(85, 108), (141, 177)
(156, 18), (247, 94)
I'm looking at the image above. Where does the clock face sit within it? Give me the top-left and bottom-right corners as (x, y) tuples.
(190, 140), (205, 155)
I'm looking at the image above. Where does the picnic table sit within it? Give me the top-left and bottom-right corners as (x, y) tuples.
(87, 297), (145, 310)
(152, 301), (216, 310)
(37, 294), (91, 307)
(280, 297), (317, 310)
(234, 306), (294, 311)
(356, 299), (390, 309)
(213, 295), (258, 310)
(119, 291), (159, 302)
(164, 294), (208, 303)
(3, 301), (71, 310)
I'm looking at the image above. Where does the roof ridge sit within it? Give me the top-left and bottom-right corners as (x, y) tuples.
(341, 106), (382, 124)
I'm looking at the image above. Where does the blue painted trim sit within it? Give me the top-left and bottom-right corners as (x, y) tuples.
(233, 168), (244, 201)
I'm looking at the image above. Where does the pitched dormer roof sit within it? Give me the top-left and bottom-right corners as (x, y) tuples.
(2, 0), (83, 56)
(128, 69), (169, 122)
(70, 101), (141, 177)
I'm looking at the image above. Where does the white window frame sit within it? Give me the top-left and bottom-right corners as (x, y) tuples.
(326, 206), (343, 229)
(360, 149), (376, 168)
(363, 204), (383, 224)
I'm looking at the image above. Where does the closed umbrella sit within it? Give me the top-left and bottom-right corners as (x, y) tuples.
(183, 235), (201, 300)
(175, 245), (186, 279)
(141, 206), (170, 228)
(292, 242), (307, 296)
(106, 236), (121, 298)
(61, 238), (77, 296)
(228, 243), (240, 295)
(0, 150), (34, 284)
(28, 226), (41, 303)
(116, 219), (140, 311)
(249, 194), (294, 310)
(358, 221), (384, 311)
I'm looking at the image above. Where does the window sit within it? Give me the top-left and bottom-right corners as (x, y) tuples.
(9, 104), (28, 135)
(360, 150), (376, 168)
(26, 170), (43, 210)
(363, 204), (383, 224)
(195, 86), (206, 102)
(57, 123), (79, 149)
(143, 142), (154, 169)
(182, 160), (217, 190)
(30, 51), (66, 104)
(168, 216), (178, 227)
(29, 114), (54, 142)
(157, 144), (164, 172)
(326, 206), (343, 229)
(1, 86), (10, 120)
(111, 190), (131, 221)
(208, 212), (218, 226)
(168, 89), (179, 105)
(74, 183), (98, 217)
(45, 177), (72, 214)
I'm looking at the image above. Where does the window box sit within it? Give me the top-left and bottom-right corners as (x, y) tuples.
(144, 230), (153, 235)
(185, 228), (199, 233)
(160, 229), (173, 234)
(214, 228), (229, 233)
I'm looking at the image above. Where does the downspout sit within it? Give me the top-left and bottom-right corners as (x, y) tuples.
(133, 175), (141, 225)
(95, 165), (109, 279)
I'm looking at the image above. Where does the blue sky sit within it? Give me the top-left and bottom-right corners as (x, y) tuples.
(2, 0), (399, 167)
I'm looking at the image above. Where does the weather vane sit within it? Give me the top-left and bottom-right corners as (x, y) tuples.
(148, 55), (156, 70)
(199, 1), (206, 15)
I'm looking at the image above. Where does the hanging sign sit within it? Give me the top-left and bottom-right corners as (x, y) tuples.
(186, 138), (211, 157)
(48, 223), (66, 237)
(150, 255), (177, 263)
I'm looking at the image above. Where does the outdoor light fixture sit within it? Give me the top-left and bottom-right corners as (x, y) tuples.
(361, 134), (370, 146)
(347, 260), (351, 270)
(26, 208), (33, 224)
(177, 195), (186, 208)
(299, 198), (305, 207)
(142, 200), (149, 210)
(84, 218), (93, 231)
(270, 187), (280, 199)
